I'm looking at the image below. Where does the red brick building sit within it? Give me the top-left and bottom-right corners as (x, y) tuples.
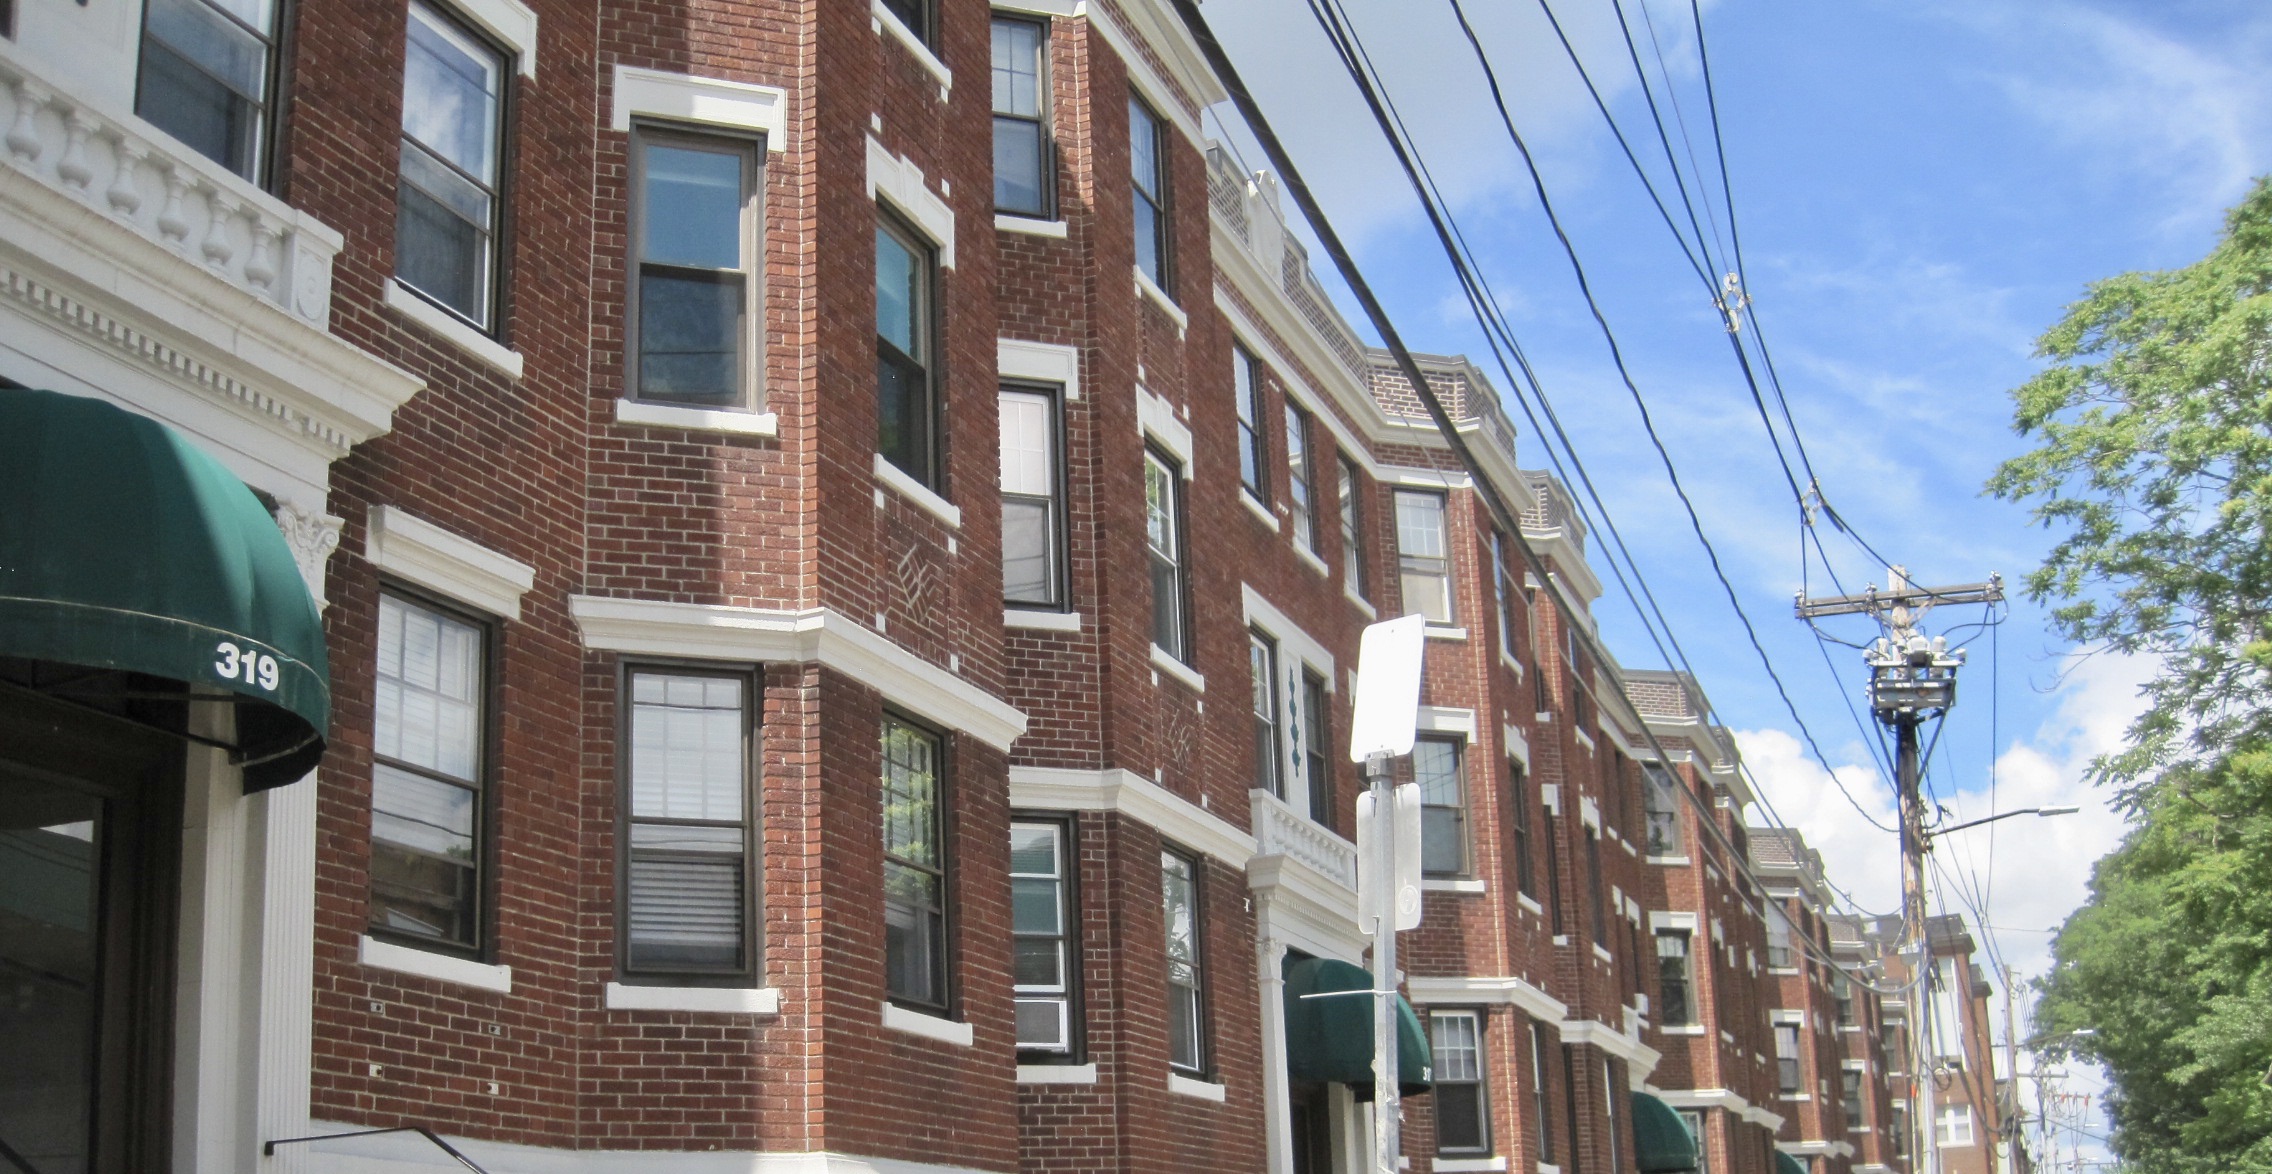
(0, 0), (1927, 1172)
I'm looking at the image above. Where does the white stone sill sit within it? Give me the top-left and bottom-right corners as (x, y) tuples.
(1239, 490), (1281, 531)
(871, 0), (952, 92)
(1423, 877), (1487, 894)
(1435, 1158), (1509, 1173)
(1499, 648), (1525, 679)
(1657, 1024), (1708, 1036)
(384, 282), (524, 380)
(615, 398), (779, 438)
(1425, 625), (1468, 642)
(1295, 543), (1330, 579)
(881, 1000), (973, 1046)
(359, 934), (511, 994)
(1006, 608), (1082, 632)
(1151, 644), (1206, 692)
(997, 214), (1067, 238)
(1648, 855), (1693, 867)
(605, 982), (780, 1014)
(1344, 587), (1377, 619)
(872, 453), (962, 528)
(1018, 1062), (1098, 1085)
(1134, 266), (1189, 334)
(1591, 942), (1614, 964)
(1167, 1072), (1226, 1101)
(1516, 893), (1544, 916)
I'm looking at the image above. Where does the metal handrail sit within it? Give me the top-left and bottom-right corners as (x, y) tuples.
(263, 1126), (493, 1172)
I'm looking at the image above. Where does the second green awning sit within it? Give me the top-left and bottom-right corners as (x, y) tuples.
(1775, 1150), (1810, 1174)
(1283, 956), (1432, 1099)
(1632, 1091), (1700, 1173)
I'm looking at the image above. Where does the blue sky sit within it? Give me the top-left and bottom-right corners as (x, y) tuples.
(1204, 0), (2272, 1155)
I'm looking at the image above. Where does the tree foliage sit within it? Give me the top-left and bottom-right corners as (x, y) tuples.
(1987, 178), (2272, 806)
(2033, 750), (2272, 1173)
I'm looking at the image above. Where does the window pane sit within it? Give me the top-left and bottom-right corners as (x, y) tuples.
(403, 4), (500, 182)
(885, 899), (942, 1004)
(1413, 740), (1462, 807)
(1421, 807), (1464, 876)
(1395, 491), (1446, 557)
(1128, 99), (1159, 194)
(626, 854), (744, 968)
(397, 168), (489, 322)
(1133, 196), (1161, 286)
(638, 269), (742, 403)
(138, 0), (271, 180)
(1436, 1084), (1484, 1153)
(1015, 998), (1066, 1049)
(1002, 498), (1055, 604)
(375, 595), (483, 783)
(1009, 824), (1061, 876)
(875, 224), (921, 359)
(1431, 1014), (1480, 1080)
(998, 392), (1055, 496)
(1013, 935), (1061, 988)
(1234, 351), (1264, 497)
(1161, 853), (1195, 964)
(642, 144), (744, 270)
(371, 764), (477, 861)
(1012, 875), (1061, 937)
(992, 19), (1042, 115)
(629, 674), (744, 822)
(994, 120), (1046, 217)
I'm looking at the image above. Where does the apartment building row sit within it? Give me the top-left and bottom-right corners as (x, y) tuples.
(0, 0), (1992, 1171)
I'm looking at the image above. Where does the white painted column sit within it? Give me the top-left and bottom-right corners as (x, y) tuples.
(253, 777), (317, 1173)
(1258, 928), (1294, 1174)
(174, 701), (251, 1174)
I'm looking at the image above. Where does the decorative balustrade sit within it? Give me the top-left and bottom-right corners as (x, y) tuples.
(1251, 789), (1358, 891)
(0, 41), (340, 328)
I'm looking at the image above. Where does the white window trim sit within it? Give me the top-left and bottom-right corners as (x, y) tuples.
(1239, 489), (1281, 532)
(359, 934), (512, 993)
(866, 136), (956, 267)
(1505, 723), (1531, 770)
(871, 0), (953, 92)
(440, 0), (538, 76)
(366, 504), (536, 620)
(882, 1000), (974, 1047)
(1434, 1159), (1509, 1173)
(1134, 266), (1189, 333)
(615, 398), (780, 438)
(1151, 643), (1206, 692)
(610, 65), (788, 148)
(873, 453), (963, 527)
(1295, 544), (1330, 579)
(605, 982), (780, 1014)
(1416, 706), (1476, 741)
(1167, 1072), (1226, 1102)
(1136, 387), (1194, 472)
(1425, 626), (1469, 642)
(999, 337), (1081, 401)
(1006, 766), (1255, 869)
(1018, 1063), (1099, 1084)
(997, 214), (1068, 238)
(1006, 609), (1083, 632)
(1423, 877), (1487, 894)
(384, 282), (525, 379)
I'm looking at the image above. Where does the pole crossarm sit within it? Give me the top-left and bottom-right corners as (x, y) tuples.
(1794, 579), (2004, 619)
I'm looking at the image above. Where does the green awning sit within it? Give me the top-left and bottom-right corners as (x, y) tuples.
(0, 389), (328, 789)
(1283, 955), (1432, 1100)
(1775, 1150), (1809, 1174)
(1632, 1092), (1699, 1173)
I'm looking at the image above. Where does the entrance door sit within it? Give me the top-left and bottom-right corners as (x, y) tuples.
(1290, 1082), (1338, 1174)
(0, 679), (181, 1173)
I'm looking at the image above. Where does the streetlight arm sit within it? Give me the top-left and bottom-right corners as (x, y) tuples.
(1932, 806), (2079, 838)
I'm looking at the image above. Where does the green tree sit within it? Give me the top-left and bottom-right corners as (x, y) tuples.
(1987, 178), (2272, 806)
(2033, 750), (2272, 1173)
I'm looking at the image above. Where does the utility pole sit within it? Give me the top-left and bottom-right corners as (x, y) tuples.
(1797, 567), (2003, 1174)
(2003, 964), (2027, 1174)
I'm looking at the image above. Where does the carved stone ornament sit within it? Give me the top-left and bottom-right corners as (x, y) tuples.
(272, 501), (344, 609)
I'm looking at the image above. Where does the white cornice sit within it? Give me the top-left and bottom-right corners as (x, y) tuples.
(367, 505), (537, 621)
(1560, 1019), (1662, 1082)
(568, 597), (1026, 750)
(1407, 975), (1567, 1024)
(1007, 766), (1253, 867)
(1523, 527), (1603, 603)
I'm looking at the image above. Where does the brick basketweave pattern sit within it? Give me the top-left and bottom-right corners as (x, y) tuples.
(258, 0), (1923, 1170)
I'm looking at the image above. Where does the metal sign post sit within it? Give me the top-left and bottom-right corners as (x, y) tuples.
(1349, 615), (1427, 1174)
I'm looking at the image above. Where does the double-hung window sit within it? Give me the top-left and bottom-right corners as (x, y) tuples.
(1000, 386), (1066, 607)
(1834, 972), (1855, 1026)
(623, 670), (754, 977)
(878, 0), (933, 45)
(1542, 808), (1566, 935)
(1129, 96), (1169, 290)
(1431, 1011), (1489, 1156)
(1766, 906), (1796, 969)
(1145, 447), (1189, 661)
(1842, 1069), (1865, 1124)
(137, 0), (279, 184)
(1505, 764), (1534, 897)
(1585, 828), (1608, 946)
(1656, 930), (1694, 1026)
(1232, 345), (1267, 503)
(876, 213), (940, 488)
(629, 130), (760, 407)
(1395, 489), (1453, 624)
(1300, 670), (1332, 826)
(992, 17), (1051, 218)
(1338, 455), (1366, 598)
(1491, 532), (1518, 661)
(1415, 736), (1466, 877)
(1248, 630), (1281, 798)
(1643, 765), (1683, 856)
(1680, 1110), (1707, 1169)
(369, 592), (488, 951)
(397, 2), (506, 330)
(1285, 402), (1318, 549)
(1530, 1022), (1556, 1163)
(882, 716), (949, 1009)
(1936, 1104), (1973, 1147)
(1775, 1022), (1803, 1093)
(1011, 819), (1076, 1055)
(1161, 848), (1205, 1072)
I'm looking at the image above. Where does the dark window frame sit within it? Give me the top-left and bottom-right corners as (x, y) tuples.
(875, 205), (944, 490)
(1010, 812), (1083, 1060)
(1394, 488), (1454, 624)
(1530, 1020), (1556, 1165)
(393, 0), (514, 335)
(991, 14), (1054, 218)
(1338, 453), (1367, 599)
(1415, 735), (1468, 878)
(1128, 93), (1171, 292)
(1542, 806), (1566, 936)
(1431, 1008), (1491, 1156)
(1508, 760), (1535, 897)
(1642, 763), (1684, 857)
(877, 0), (935, 45)
(1161, 844), (1209, 1075)
(1585, 826), (1608, 947)
(1232, 344), (1268, 505)
(1144, 445), (1191, 663)
(1285, 398), (1318, 550)
(1000, 381), (1069, 610)
(1656, 929), (1694, 1027)
(613, 662), (762, 985)
(1775, 1021), (1804, 1094)
(882, 711), (954, 1013)
(366, 583), (499, 959)
(625, 123), (765, 411)
(1300, 668), (1332, 829)
(1248, 628), (1282, 799)
(135, 0), (287, 187)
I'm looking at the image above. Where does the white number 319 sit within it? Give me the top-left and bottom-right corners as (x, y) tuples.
(215, 642), (281, 692)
